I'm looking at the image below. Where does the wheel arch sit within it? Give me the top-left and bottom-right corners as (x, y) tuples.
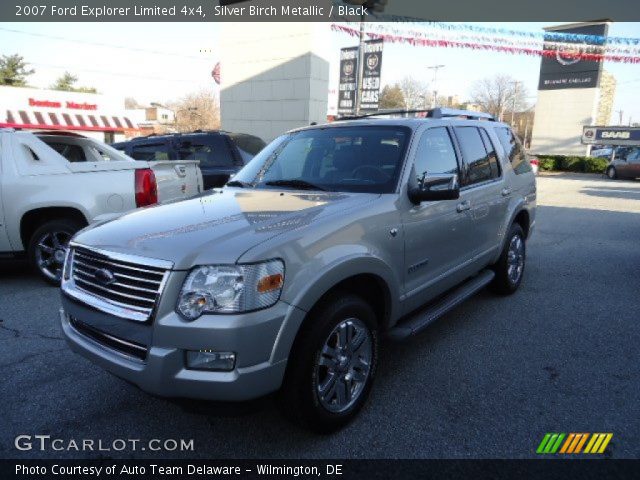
(20, 207), (88, 250)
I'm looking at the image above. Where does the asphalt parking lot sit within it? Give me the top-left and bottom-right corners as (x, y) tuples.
(1, 173), (639, 459)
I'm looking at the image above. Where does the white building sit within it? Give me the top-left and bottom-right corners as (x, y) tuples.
(0, 86), (137, 143)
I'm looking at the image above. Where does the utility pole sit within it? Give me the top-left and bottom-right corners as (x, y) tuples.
(510, 81), (521, 127)
(616, 110), (624, 125)
(427, 65), (445, 108)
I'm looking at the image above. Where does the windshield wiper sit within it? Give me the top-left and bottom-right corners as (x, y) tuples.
(226, 180), (252, 188)
(264, 179), (326, 191)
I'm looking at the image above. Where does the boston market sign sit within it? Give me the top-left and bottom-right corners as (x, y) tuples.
(28, 97), (98, 111)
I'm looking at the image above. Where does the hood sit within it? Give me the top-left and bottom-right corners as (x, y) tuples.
(73, 188), (377, 269)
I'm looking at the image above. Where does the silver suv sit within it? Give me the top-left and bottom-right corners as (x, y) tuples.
(60, 109), (536, 432)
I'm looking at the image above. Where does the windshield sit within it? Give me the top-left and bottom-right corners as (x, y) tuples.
(229, 126), (411, 193)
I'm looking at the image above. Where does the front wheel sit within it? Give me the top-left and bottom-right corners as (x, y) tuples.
(28, 219), (82, 286)
(606, 166), (617, 179)
(491, 223), (526, 295)
(279, 293), (379, 433)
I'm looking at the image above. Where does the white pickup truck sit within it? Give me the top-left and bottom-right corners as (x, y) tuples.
(0, 129), (203, 284)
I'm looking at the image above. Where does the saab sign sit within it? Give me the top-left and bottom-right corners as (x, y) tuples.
(582, 127), (640, 146)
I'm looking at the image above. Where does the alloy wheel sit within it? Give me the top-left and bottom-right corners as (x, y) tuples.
(34, 231), (72, 282)
(506, 234), (525, 285)
(315, 317), (373, 413)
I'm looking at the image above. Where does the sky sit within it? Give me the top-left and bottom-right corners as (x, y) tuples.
(1, 21), (639, 123)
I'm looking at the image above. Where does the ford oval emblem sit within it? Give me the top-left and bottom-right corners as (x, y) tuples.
(94, 268), (116, 285)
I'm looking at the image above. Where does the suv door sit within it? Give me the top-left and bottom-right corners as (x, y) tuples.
(452, 126), (508, 260)
(401, 126), (477, 312)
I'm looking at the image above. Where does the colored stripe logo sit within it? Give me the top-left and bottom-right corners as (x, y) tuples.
(537, 433), (612, 454)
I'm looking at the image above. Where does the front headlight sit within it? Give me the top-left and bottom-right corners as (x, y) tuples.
(177, 259), (284, 320)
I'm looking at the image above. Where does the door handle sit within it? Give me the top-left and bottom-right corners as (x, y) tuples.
(501, 187), (512, 197)
(456, 200), (471, 212)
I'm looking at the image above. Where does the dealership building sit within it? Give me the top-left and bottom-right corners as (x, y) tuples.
(0, 86), (138, 143)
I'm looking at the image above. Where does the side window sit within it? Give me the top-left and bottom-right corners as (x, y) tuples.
(176, 136), (234, 167)
(454, 127), (492, 185)
(479, 128), (501, 179)
(414, 127), (459, 182)
(495, 127), (531, 174)
(627, 150), (640, 164)
(130, 143), (169, 161)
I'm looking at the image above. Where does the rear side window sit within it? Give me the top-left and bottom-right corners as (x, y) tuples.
(176, 136), (233, 167)
(227, 133), (266, 157)
(479, 128), (501, 179)
(130, 143), (169, 161)
(495, 127), (531, 174)
(454, 127), (493, 185)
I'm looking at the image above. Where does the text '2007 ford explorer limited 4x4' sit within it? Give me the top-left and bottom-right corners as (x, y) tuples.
(60, 109), (536, 432)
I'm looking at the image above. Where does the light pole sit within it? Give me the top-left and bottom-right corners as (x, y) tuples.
(427, 65), (445, 108)
(510, 81), (521, 126)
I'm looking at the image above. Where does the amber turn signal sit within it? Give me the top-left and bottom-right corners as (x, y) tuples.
(257, 273), (284, 293)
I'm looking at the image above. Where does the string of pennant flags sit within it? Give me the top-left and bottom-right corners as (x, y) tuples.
(331, 23), (640, 64)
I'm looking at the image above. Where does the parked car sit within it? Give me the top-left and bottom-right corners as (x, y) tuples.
(606, 148), (640, 179)
(0, 129), (203, 284)
(59, 109), (536, 432)
(113, 131), (266, 190)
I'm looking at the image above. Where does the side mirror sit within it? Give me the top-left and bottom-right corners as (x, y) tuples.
(408, 173), (460, 203)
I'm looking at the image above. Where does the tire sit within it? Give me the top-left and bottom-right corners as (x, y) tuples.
(27, 218), (82, 286)
(491, 223), (526, 295)
(279, 293), (379, 433)
(606, 166), (617, 179)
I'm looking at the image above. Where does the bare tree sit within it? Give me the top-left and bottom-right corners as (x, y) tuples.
(168, 90), (220, 132)
(124, 97), (143, 109)
(398, 76), (429, 110)
(470, 74), (528, 121)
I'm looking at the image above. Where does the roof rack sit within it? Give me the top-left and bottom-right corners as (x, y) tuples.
(338, 107), (495, 122)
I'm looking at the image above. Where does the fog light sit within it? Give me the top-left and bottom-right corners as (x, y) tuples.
(186, 350), (236, 371)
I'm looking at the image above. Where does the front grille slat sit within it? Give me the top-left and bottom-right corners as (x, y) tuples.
(73, 273), (157, 305)
(74, 251), (166, 276)
(69, 246), (168, 321)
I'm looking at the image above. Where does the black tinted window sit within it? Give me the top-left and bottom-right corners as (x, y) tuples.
(414, 127), (459, 181)
(177, 136), (233, 167)
(454, 127), (492, 185)
(495, 127), (531, 174)
(130, 143), (169, 161)
(479, 128), (501, 179)
(227, 133), (266, 156)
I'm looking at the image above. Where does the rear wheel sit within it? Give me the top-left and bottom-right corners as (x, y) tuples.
(491, 223), (526, 295)
(27, 219), (82, 286)
(279, 293), (378, 433)
(606, 166), (617, 179)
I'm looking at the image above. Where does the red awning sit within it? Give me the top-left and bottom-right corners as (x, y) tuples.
(1, 109), (137, 132)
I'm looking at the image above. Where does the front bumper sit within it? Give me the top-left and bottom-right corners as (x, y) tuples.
(59, 293), (298, 401)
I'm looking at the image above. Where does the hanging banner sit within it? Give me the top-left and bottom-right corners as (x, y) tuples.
(360, 39), (384, 112)
(538, 23), (609, 90)
(338, 46), (358, 115)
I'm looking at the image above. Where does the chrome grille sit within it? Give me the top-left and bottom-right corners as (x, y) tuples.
(69, 246), (169, 321)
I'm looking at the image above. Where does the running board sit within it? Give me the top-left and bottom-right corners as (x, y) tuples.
(387, 269), (495, 341)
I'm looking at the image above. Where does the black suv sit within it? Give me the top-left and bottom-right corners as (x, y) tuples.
(113, 131), (266, 190)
